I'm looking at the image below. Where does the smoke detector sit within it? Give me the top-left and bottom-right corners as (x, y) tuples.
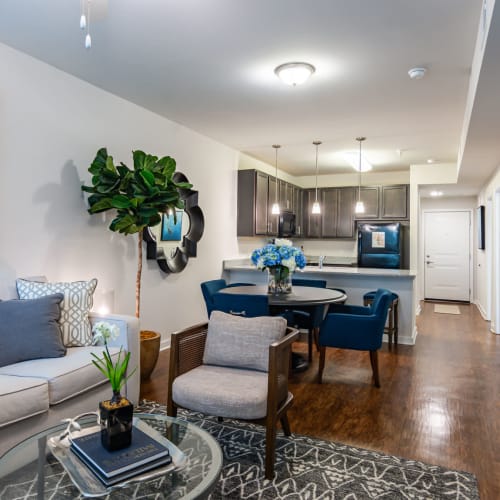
(408, 67), (427, 80)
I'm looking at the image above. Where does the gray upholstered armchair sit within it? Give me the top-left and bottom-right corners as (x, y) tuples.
(167, 312), (299, 479)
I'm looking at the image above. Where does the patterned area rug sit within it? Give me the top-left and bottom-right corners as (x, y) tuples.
(137, 401), (479, 499)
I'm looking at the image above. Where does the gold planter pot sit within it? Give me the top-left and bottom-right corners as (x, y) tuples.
(140, 330), (161, 381)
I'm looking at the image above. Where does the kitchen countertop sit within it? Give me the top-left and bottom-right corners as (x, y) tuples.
(223, 259), (416, 278)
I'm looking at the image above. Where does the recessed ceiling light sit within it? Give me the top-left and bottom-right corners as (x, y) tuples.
(408, 67), (427, 80)
(430, 190), (443, 197)
(274, 62), (315, 86)
(427, 158), (434, 164)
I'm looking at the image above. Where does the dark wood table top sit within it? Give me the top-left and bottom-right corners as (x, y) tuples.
(219, 285), (346, 306)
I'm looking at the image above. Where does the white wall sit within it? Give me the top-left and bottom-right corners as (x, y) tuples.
(477, 164), (500, 332)
(0, 43), (242, 342)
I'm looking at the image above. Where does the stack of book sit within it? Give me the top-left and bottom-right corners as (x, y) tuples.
(70, 426), (172, 486)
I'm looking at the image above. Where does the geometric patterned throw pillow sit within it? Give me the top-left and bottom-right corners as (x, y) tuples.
(16, 278), (98, 347)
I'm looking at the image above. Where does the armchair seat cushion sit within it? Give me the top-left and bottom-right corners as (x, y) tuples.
(172, 365), (269, 419)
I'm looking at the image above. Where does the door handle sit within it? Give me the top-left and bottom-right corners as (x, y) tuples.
(426, 261), (434, 264)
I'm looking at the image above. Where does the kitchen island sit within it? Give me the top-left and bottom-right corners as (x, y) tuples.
(223, 259), (417, 345)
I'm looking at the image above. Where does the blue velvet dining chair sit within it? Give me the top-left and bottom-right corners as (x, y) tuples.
(200, 279), (255, 317)
(288, 278), (327, 362)
(317, 288), (392, 387)
(212, 292), (269, 317)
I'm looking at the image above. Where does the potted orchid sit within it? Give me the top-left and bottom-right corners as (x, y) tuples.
(251, 238), (307, 294)
(92, 321), (136, 450)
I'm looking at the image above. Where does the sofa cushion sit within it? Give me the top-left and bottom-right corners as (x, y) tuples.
(172, 365), (269, 419)
(0, 294), (66, 368)
(0, 346), (121, 405)
(16, 278), (98, 347)
(0, 374), (49, 427)
(203, 311), (287, 372)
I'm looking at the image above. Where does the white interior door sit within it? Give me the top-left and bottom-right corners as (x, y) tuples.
(424, 211), (471, 301)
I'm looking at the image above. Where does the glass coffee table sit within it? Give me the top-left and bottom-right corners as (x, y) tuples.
(0, 413), (223, 499)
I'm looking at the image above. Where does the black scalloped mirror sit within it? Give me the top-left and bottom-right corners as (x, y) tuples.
(143, 172), (204, 274)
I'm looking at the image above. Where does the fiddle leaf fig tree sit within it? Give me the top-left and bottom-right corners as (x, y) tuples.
(82, 148), (192, 318)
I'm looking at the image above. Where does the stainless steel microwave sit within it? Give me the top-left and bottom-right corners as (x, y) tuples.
(278, 211), (296, 237)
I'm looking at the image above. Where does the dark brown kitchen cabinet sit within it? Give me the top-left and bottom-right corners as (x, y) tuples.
(304, 187), (355, 238)
(267, 176), (279, 235)
(293, 186), (303, 236)
(381, 185), (408, 219)
(304, 189), (321, 237)
(336, 187), (356, 237)
(237, 170), (277, 236)
(354, 185), (408, 220)
(279, 180), (294, 211)
(356, 186), (379, 219)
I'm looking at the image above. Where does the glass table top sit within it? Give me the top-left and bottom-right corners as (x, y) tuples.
(0, 413), (223, 499)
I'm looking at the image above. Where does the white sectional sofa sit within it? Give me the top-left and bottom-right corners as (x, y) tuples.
(0, 283), (140, 457)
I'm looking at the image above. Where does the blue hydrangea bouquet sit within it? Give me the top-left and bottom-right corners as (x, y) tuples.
(251, 238), (307, 294)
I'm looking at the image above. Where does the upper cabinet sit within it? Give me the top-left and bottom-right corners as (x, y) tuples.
(304, 187), (356, 238)
(355, 185), (409, 220)
(238, 169), (409, 238)
(238, 170), (278, 236)
(238, 170), (297, 237)
(380, 185), (408, 219)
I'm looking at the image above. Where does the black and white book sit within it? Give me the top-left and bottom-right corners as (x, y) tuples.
(71, 446), (172, 486)
(70, 426), (170, 479)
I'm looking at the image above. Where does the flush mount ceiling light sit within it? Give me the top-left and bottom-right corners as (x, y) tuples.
(354, 137), (366, 215)
(271, 144), (281, 215)
(274, 62), (316, 86)
(311, 141), (322, 215)
(430, 190), (443, 197)
(408, 67), (427, 80)
(427, 158), (434, 164)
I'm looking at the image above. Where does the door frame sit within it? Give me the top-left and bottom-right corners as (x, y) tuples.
(422, 209), (473, 302)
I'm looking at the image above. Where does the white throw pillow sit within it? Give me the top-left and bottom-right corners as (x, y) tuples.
(16, 278), (98, 347)
(203, 311), (287, 372)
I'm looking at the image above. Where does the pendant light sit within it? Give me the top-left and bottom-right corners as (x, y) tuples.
(355, 137), (366, 214)
(311, 141), (321, 214)
(271, 144), (281, 215)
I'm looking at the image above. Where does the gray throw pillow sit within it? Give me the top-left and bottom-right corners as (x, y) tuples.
(203, 311), (287, 372)
(0, 294), (66, 367)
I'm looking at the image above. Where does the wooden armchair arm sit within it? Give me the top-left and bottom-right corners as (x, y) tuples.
(168, 322), (208, 415)
(267, 326), (299, 414)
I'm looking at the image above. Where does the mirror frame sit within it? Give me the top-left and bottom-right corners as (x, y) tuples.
(143, 172), (204, 274)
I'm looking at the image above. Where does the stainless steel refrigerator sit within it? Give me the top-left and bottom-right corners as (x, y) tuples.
(357, 222), (402, 269)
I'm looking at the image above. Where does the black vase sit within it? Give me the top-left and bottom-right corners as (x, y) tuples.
(99, 391), (133, 451)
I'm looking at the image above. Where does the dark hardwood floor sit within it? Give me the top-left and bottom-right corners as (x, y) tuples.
(141, 301), (500, 499)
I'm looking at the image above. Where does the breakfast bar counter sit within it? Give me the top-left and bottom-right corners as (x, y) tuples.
(222, 260), (418, 345)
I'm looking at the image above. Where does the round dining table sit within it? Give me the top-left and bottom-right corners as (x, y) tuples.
(219, 285), (347, 371)
(219, 285), (346, 307)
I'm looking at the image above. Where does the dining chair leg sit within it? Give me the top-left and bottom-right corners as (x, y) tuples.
(280, 413), (291, 436)
(308, 328), (313, 362)
(313, 327), (320, 351)
(387, 305), (394, 346)
(369, 350), (380, 387)
(318, 346), (326, 383)
(394, 300), (399, 345)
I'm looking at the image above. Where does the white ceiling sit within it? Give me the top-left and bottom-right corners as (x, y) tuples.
(2, 0), (497, 196)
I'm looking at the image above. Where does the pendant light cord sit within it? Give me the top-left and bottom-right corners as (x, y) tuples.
(313, 141), (321, 202)
(358, 139), (362, 202)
